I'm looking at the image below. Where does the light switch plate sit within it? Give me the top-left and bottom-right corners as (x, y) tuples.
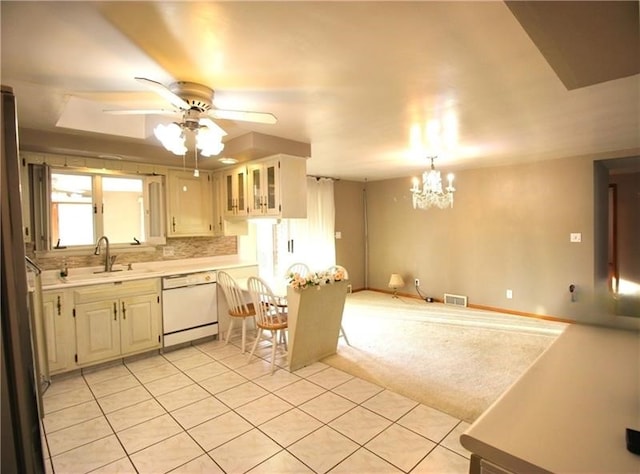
(570, 233), (582, 243)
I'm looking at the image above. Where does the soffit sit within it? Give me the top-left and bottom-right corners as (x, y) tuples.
(506, 1), (640, 90)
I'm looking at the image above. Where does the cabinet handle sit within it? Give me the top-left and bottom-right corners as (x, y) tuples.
(113, 302), (117, 321)
(56, 296), (61, 315)
(172, 216), (176, 232)
(121, 301), (126, 319)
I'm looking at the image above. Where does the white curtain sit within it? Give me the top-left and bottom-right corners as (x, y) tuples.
(257, 177), (336, 281)
(297, 177), (335, 271)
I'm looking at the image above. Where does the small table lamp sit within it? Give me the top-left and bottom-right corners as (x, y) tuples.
(388, 273), (405, 298)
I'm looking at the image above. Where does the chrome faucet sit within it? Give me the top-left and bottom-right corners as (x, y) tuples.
(94, 235), (115, 272)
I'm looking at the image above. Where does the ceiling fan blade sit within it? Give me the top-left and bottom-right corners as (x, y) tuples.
(103, 108), (179, 116)
(135, 77), (190, 110)
(199, 117), (227, 136)
(208, 109), (277, 124)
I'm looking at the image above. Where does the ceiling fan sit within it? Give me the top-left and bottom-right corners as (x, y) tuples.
(106, 77), (277, 124)
(105, 78), (277, 157)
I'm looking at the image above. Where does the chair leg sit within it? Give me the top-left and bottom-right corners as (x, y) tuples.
(224, 318), (235, 346)
(248, 328), (262, 362)
(241, 317), (247, 353)
(270, 330), (277, 374)
(340, 325), (350, 346)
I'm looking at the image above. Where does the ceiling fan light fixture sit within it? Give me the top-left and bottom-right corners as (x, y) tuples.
(196, 125), (226, 157)
(154, 122), (187, 155)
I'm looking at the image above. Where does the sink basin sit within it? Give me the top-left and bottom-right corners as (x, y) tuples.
(59, 267), (156, 283)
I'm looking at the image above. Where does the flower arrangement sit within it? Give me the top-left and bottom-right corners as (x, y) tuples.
(288, 267), (346, 290)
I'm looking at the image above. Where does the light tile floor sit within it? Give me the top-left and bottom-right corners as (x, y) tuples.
(41, 335), (471, 473)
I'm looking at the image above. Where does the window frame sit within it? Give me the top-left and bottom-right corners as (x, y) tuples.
(28, 163), (166, 254)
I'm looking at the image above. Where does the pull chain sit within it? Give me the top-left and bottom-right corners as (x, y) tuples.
(194, 146), (199, 177)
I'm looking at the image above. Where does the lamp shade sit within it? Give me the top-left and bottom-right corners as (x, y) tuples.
(388, 273), (405, 289)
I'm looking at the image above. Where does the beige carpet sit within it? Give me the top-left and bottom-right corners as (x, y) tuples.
(323, 291), (567, 423)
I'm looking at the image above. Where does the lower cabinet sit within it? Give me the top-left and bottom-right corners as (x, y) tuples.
(42, 290), (75, 374)
(73, 279), (162, 367)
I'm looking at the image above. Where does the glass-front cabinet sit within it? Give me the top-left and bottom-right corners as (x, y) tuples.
(224, 166), (248, 218)
(248, 159), (279, 216)
(222, 154), (307, 220)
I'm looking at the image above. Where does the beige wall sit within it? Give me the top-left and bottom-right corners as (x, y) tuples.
(339, 155), (640, 329)
(334, 180), (366, 291)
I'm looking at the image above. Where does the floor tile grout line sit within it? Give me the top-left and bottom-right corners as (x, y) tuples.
(182, 345), (357, 472)
(45, 368), (127, 466)
(126, 342), (288, 472)
(112, 355), (224, 473)
(43, 337), (470, 473)
(223, 361), (411, 473)
(46, 408), (127, 471)
(80, 361), (148, 473)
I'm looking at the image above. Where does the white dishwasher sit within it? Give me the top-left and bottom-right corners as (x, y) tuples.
(162, 271), (218, 348)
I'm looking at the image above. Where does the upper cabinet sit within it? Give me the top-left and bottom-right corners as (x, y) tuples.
(247, 159), (279, 216)
(226, 154), (307, 219)
(212, 171), (248, 236)
(166, 169), (214, 237)
(223, 166), (248, 218)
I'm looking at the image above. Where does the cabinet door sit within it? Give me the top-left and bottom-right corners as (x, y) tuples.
(247, 163), (263, 215)
(248, 160), (279, 216)
(167, 170), (213, 236)
(224, 167), (248, 217)
(42, 291), (74, 374)
(213, 171), (248, 236)
(75, 300), (121, 365)
(120, 294), (161, 355)
(263, 160), (279, 215)
(211, 172), (224, 236)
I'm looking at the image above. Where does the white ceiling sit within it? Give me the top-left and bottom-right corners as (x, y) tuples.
(1, 1), (638, 181)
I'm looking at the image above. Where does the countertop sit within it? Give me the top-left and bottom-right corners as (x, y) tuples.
(41, 256), (258, 290)
(460, 323), (640, 473)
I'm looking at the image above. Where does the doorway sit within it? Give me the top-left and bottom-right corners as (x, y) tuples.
(595, 156), (640, 318)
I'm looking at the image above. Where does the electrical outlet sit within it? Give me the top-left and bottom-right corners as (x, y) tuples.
(415, 278), (420, 287)
(506, 289), (513, 299)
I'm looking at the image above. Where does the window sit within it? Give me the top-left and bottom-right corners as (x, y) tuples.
(50, 173), (94, 246)
(30, 165), (165, 251)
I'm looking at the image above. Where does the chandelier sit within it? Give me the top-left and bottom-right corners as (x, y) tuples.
(410, 156), (455, 209)
(153, 110), (226, 175)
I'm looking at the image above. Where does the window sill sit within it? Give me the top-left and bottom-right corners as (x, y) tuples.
(35, 244), (157, 258)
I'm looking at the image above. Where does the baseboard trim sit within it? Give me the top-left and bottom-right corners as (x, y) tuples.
(470, 303), (574, 324)
(366, 288), (573, 324)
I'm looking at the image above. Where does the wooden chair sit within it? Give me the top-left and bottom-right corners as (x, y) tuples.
(286, 262), (310, 278)
(246, 276), (288, 374)
(217, 271), (256, 353)
(329, 264), (351, 346)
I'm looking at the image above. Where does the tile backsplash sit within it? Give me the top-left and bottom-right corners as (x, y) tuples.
(27, 236), (237, 271)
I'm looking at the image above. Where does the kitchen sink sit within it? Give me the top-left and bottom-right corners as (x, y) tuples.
(57, 266), (157, 283)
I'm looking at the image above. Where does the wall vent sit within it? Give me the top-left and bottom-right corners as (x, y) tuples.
(444, 293), (468, 307)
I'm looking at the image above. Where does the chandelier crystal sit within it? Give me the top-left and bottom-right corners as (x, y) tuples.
(410, 156), (455, 210)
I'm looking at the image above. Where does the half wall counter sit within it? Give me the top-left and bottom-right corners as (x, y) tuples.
(461, 323), (640, 474)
